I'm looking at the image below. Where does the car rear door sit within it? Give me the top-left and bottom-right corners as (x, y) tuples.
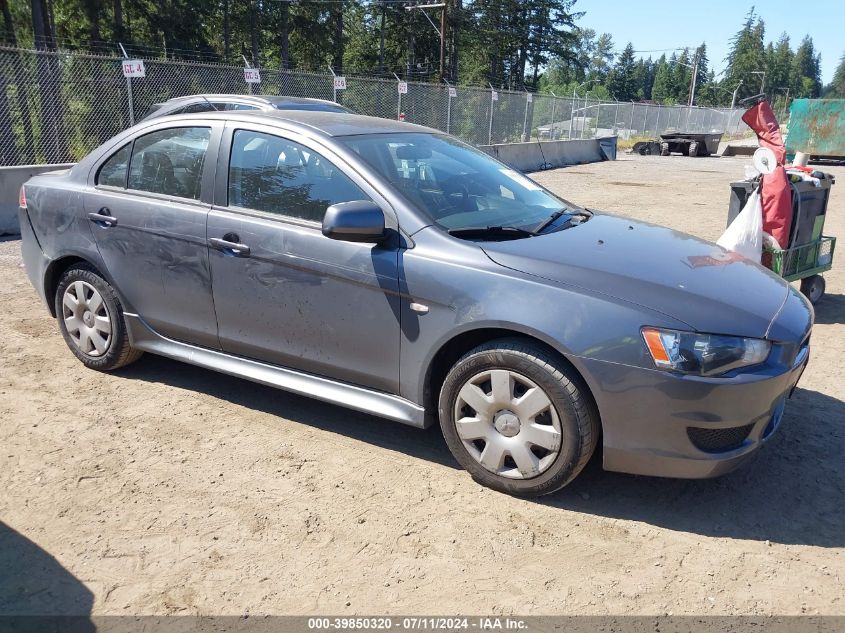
(206, 123), (402, 393)
(84, 121), (223, 348)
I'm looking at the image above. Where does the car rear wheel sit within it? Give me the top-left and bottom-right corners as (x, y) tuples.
(55, 264), (143, 371)
(438, 339), (599, 496)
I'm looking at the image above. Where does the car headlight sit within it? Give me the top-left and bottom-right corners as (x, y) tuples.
(641, 327), (771, 376)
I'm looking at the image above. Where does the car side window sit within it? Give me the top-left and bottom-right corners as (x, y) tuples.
(228, 129), (370, 222)
(97, 143), (131, 187)
(181, 102), (226, 113)
(225, 103), (259, 111)
(127, 127), (211, 200)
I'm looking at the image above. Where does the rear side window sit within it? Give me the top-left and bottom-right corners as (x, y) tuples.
(97, 144), (130, 187)
(128, 127), (211, 200)
(228, 129), (370, 222)
(225, 103), (260, 111)
(181, 102), (224, 114)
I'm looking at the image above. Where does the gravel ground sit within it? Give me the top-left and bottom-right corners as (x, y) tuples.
(1, 154), (843, 616)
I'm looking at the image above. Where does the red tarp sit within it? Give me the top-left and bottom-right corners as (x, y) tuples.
(742, 101), (793, 248)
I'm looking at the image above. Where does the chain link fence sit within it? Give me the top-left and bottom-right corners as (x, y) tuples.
(0, 46), (750, 167)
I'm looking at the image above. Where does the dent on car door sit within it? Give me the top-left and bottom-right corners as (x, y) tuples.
(84, 124), (222, 348)
(207, 127), (402, 393)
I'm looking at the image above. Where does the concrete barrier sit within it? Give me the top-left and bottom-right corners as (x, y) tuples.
(1, 163), (75, 235)
(479, 137), (617, 173)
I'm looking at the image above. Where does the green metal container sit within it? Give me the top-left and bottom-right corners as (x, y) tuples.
(786, 99), (845, 159)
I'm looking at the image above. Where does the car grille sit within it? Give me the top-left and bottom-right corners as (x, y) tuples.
(687, 424), (755, 453)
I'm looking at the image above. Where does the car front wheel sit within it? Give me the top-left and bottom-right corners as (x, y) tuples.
(55, 263), (143, 371)
(438, 339), (599, 496)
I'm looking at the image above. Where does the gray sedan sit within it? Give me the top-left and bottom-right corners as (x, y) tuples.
(18, 111), (812, 496)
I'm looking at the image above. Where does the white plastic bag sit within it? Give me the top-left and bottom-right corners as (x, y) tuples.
(717, 189), (763, 262)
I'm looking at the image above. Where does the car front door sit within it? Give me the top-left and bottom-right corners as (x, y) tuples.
(206, 125), (402, 393)
(85, 123), (222, 348)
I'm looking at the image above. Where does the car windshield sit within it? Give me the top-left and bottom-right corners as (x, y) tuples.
(339, 133), (571, 234)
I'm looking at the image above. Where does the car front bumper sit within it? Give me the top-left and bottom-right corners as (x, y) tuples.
(576, 344), (809, 479)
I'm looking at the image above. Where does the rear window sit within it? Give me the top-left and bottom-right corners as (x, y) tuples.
(96, 143), (131, 187)
(127, 127), (211, 200)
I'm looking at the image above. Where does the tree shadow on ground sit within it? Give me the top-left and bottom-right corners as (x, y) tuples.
(0, 521), (94, 631)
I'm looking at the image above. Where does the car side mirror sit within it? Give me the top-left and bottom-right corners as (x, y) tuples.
(322, 201), (387, 243)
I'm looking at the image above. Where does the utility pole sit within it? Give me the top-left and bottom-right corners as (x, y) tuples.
(751, 70), (766, 95)
(405, 3), (446, 81)
(439, 2), (446, 81)
(688, 49), (699, 106)
(730, 80), (743, 108)
(378, 0), (386, 74)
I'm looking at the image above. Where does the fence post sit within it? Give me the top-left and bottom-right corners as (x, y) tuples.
(522, 90), (530, 142)
(568, 97), (574, 140)
(445, 82), (451, 134)
(581, 93), (588, 139)
(630, 101), (635, 136)
(549, 92), (557, 140)
(595, 102), (601, 138)
(488, 84), (496, 145)
(655, 105), (662, 136)
(119, 43), (135, 125)
(614, 100), (620, 135)
(393, 72), (402, 120)
(329, 65), (337, 102)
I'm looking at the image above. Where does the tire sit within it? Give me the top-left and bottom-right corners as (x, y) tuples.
(438, 339), (599, 497)
(800, 274), (826, 304)
(55, 263), (143, 371)
(688, 141), (699, 157)
(660, 142), (670, 156)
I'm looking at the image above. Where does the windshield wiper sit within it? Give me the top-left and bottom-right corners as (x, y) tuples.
(533, 208), (593, 234)
(447, 225), (536, 239)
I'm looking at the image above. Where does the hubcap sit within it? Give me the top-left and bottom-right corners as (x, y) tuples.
(62, 280), (112, 357)
(493, 410), (521, 437)
(454, 369), (562, 480)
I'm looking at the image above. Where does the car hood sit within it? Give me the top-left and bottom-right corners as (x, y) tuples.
(481, 213), (790, 339)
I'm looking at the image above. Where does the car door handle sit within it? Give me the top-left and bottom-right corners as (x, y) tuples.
(209, 236), (251, 257)
(87, 209), (118, 227)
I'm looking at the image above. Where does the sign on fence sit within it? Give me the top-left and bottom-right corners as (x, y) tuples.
(448, 86), (457, 98)
(527, 93), (533, 103)
(491, 90), (499, 102)
(398, 81), (408, 95)
(334, 76), (347, 90)
(121, 59), (145, 78)
(244, 68), (261, 84)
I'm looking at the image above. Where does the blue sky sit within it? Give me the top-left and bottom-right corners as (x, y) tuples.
(576, 0), (844, 84)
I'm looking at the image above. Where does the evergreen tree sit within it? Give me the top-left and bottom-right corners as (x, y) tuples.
(766, 33), (793, 97)
(791, 35), (822, 97)
(723, 7), (766, 102)
(607, 42), (636, 100)
(671, 49), (692, 103)
(589, 32), (615, 82)
(824, 52), (845, 98)
(651, 54), (672, 103)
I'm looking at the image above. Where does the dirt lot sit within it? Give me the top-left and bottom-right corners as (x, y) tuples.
(1, 155), (843, 616)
